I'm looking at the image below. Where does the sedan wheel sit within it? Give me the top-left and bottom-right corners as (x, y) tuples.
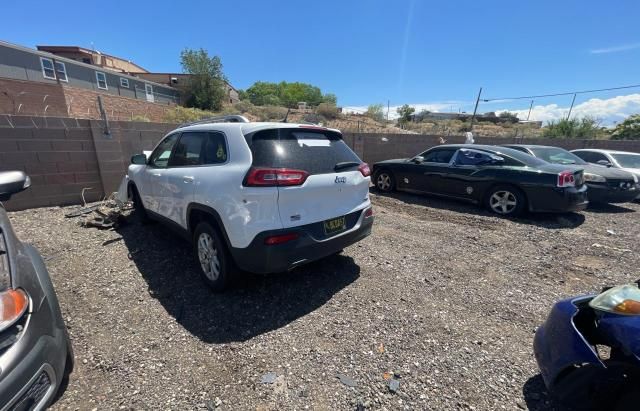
(197, 233), (221, 282)
(489, 190), (518, 215)
(375, 171), (394, 192)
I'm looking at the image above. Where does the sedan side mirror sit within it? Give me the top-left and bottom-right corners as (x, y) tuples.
(131, 154), (147, 165)
(412, 156), (425, 164)
(0, 171), (31, 201)
(597, 159), (612, 167)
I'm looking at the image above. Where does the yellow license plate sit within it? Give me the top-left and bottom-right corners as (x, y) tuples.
(323, 216), (347, 236)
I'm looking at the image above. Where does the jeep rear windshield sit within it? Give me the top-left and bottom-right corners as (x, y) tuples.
(246, 128), (361, 175)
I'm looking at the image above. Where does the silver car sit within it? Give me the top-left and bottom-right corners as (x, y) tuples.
(571, 148), (640, 179)
(0, 171), (73, 410)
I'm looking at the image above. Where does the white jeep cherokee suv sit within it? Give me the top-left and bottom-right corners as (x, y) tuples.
(125, 116), (373, 290)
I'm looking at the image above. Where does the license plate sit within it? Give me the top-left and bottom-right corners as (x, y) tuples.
(323, 216), (347, 236)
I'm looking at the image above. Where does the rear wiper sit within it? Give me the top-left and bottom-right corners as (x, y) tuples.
(334, 161), (360, 171)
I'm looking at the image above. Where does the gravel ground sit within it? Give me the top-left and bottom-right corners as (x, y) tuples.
(8, 192), (640, 410)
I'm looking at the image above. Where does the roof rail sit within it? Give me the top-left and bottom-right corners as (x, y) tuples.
(179, 115), (250, 128)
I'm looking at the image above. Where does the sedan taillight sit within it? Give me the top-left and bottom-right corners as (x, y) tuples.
(244, 167), (309, 187)
(557, 171), (576, 188)
(358, 163), (371, 177)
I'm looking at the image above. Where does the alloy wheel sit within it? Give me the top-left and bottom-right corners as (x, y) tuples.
(489, 190), (517, 214)
(197, 233), (221, 281)
(377, 173), (391, 191)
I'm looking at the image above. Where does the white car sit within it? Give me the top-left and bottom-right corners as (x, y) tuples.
(125, 116), (374, 290)
(571, 149), (640, 179)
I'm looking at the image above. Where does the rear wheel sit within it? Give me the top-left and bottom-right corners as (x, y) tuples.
(193, 222), (234, 292)
(485, 185), (526, 217)
(374, 170), (395, 192)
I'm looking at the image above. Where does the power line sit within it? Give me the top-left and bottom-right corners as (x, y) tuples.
(484, 83), (640, 102)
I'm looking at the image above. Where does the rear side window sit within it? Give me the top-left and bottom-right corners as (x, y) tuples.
(171, 132), (206, 166)
(247, 128), (360, 175)
(169, 132), (228, 166)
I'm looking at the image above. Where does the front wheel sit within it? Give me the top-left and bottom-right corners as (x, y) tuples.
(128, 184), (150, 224)
(374, 170), (395, 192)
(485, 185), (526, 217)
(193, 222), (234, 292)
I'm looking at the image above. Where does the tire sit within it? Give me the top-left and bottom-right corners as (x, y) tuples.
(374, 169), (395, 192)
(193, 222), (234, 292)
(128, 184), (150, 224)
(485, 184), (526, 217)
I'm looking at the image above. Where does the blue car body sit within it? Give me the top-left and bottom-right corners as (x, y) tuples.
(534, 292), (640, 408)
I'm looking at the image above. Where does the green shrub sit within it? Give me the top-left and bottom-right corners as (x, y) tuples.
(131, 115), (150, 122)
(163, 106), (216, 123)
(316, 103), (338, 119)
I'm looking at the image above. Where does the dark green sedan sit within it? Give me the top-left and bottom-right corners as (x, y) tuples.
(372, 144), (588, 216)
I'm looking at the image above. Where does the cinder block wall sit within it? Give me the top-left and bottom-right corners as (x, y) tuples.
(3, 115), (640, 212)
(0, 115), (175, 211)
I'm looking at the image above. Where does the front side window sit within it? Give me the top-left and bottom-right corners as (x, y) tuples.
(40, 58), (56, 79)
(422, 148), (457, 164)
(149, 134), (179, 168)
(54, 62), (67, 82)
(96, 71), (108, 90)
(120, 78), (129, 88)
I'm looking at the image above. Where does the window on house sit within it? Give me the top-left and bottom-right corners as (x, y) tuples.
(40, 58), (56, 80)
(54, 62), (68, 82)
(96, 72), (108, 90)
(120, 78), (129, 88)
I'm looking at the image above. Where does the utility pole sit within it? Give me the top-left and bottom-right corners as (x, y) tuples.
(469, 87), (482, 131)
(566, 93), (577, 120)
(526, 99), (534, 121)
(386, 100), (390, 121)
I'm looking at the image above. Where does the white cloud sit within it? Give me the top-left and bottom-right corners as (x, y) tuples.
(344, 94), (640, 125)
(496, 94), (640, 125)
(343, 102), (465, 120)
(590, 43), (640, 54)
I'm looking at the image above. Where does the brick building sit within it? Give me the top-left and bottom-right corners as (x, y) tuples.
(0, 41), (188, 122)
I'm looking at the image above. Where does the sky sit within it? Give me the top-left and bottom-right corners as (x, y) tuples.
(3, 0), (639, 123)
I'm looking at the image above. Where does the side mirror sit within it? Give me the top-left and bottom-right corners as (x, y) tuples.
(596, 159), (612, 167)
(0, 171), (31, 201)
(131, 154), (147, 165)
(412, 156), (425, 164)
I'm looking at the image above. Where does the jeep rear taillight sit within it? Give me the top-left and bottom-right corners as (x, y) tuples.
(244, 167), (309, 187)
(557, 171), (576, 188)
(264, 233), (299, 245)
(358, 163), (371, 177)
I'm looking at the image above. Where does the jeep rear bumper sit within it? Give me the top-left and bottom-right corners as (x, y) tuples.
(230, 208), (373, 274)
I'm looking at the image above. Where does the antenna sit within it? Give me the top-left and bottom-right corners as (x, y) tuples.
(281, 108), (290, 123)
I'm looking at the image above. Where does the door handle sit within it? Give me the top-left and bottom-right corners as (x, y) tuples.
(183, 176), (195, 183)
(152, 173), (162, 177)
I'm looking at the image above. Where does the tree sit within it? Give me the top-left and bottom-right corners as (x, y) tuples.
(610, 114), (640, 140)
(542, 117), (604, 139)
(366, 104), (385, 122)
(397, 104), (415, 123)
(498, 111), (519, 123)
(244, 81), (336, 108)
(323, 93), (338, 105)
(180, 48), (227, 111)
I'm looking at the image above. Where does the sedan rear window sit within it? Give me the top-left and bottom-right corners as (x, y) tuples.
(530, 147), (587, 165)
(247, 128), (361, 175)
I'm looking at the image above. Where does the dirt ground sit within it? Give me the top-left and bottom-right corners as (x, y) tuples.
(8, 192), (640, 410)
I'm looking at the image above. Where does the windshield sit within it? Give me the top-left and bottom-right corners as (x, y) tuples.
(529, 147), (587, 165)
(611, 153), (640, 169)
